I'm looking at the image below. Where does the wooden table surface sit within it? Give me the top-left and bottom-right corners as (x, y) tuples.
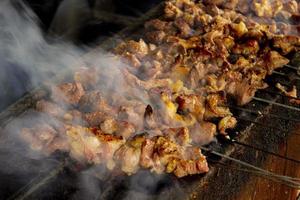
(236, 124), (300, 200)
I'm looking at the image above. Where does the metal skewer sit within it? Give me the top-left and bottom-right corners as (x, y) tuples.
(252, 97), (300, 112)
(229, 105), (300, 122)
(222, 138), (300, 164)
(199, 146), (300, 189)
(273, 71), (300, 81)
(236, 117), (289, 132)
(285, 64), (299, 71)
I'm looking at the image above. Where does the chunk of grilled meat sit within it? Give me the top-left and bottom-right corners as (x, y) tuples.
(51, 82), (85, 106)
(140, 136), (209, 177)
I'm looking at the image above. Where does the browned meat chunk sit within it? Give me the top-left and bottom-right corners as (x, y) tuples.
(204, 94), (232, 119)
(51, 82), (85, 105)
(145, 19), (168, 31)
(218, 116), (237, 134)
(176, 94), (205, 121)
(164, 127), (191, 146)
(264, 51), (289, 74)
(140, 136), (208, 177)
(145, 31), (166, 44)
(189, 122), (217, 144)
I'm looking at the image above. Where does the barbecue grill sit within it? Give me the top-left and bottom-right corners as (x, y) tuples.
(0, 1), (300, 200)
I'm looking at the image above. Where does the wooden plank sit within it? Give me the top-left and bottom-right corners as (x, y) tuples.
(235, 124), (300, 200)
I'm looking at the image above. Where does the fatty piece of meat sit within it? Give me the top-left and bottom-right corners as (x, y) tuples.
(67, 126), (124, 166)
(122, 68), (171, 90)
(114, 135), (145, 175)
(140, 138), (155, 169)
(173, 147), (209, 178)
(114, 145), (141, 175)
(66, 126), (103, 164)
(231, 81), (256, 105)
